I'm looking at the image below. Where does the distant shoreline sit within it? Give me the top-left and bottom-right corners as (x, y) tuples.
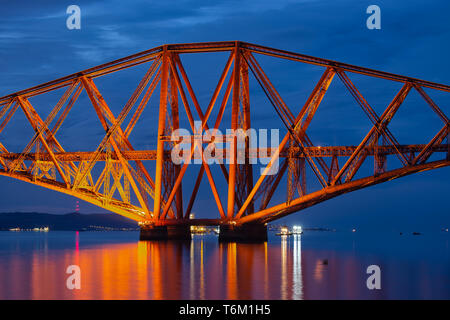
(0, 212), (139, 232)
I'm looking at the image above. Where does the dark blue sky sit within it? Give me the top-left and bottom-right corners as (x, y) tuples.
(0, 0), (449, 231)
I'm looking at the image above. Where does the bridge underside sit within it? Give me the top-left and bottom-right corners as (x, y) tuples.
(0, 41), (449, 242)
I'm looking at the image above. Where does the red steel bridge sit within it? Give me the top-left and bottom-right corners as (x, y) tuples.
(0, 41), (448, 241)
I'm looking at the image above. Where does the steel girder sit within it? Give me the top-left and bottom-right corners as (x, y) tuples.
(0, 41), (448, 226)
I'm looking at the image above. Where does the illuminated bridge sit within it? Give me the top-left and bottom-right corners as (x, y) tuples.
(0, 41), (448, 241)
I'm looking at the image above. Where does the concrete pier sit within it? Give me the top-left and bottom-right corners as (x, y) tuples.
(139, 225), (191, 241)
(140, 223), (267, 242)
(218, 223), (268, 243)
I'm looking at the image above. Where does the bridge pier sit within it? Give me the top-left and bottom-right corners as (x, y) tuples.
(218, 223), (267, 243)
(139, 225), (191, 241)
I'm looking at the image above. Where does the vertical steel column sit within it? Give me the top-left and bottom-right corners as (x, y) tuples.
(447, 131), (450, 161)
(241, 53), (254, 215)
(374, 134), (387, 175)
(227, 42), (240, 218)
(154, 46), (169, 220)
(170, 67), (183, 219)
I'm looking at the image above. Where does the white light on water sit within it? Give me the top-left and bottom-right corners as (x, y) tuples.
(280, 227), (289, 234)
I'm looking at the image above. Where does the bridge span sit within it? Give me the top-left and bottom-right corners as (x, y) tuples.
(0, 41), (448, 241)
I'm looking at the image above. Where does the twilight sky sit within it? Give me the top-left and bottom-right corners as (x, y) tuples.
(0, 0), (449, 231)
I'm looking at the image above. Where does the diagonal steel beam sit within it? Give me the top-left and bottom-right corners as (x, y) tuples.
(342, 83), (413, 182)
(183, 67), (236, 219)
(50, 83), (83, 136)
(331, 82), (413, 185)
(411, 124), (449, 165)
(10, 81), (79, 173)
(234, 65), (336, 219)
(76, 58), (160, 187)
(0, 100), (19, 135)
(413, 85), (449, 124)
(161, 51), (234, 219)
(124, 64), (162, 138)
(78, 75), (161, 199)
(239, 159), (449, 225)
(80, 77), (152, 218)
(244, 51), (329, 188)
(0, 99), (15, 123)
(336, 70), (409, 166)
(16, 97), (70, 187)
(257, 69), (335, 210)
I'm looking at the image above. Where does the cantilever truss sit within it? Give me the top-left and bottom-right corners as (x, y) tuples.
(0, 41), (448, 225)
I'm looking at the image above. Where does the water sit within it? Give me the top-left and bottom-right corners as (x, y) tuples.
(0, 230), (448, 300)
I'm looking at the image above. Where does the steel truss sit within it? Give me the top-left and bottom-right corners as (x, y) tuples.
(0, 41), (448, 226)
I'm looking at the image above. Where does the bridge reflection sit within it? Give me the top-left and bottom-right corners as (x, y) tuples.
(1, 232), (448, 299)
(0, 233), (309, 299)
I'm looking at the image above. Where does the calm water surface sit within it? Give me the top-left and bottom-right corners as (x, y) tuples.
(0, 231), (448, 299)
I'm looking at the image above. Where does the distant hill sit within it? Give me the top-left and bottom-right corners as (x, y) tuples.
(0, 212), (139, 231)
